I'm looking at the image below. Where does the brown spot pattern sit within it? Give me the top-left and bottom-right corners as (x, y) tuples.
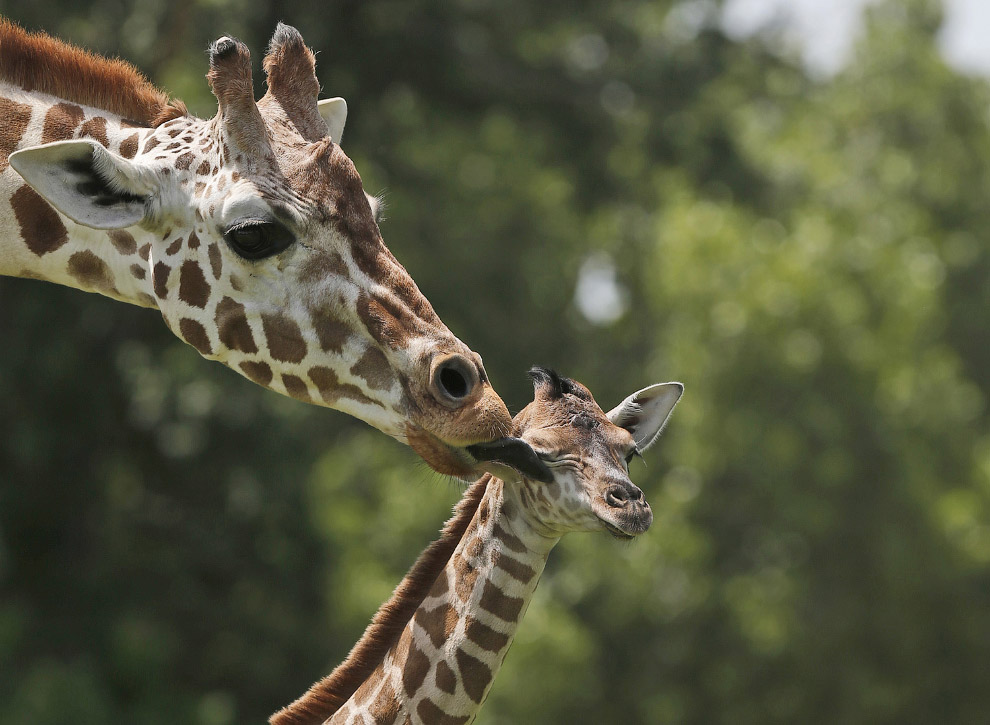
(107, 230), (137, 255)
(466, 618), (510, 653)
(138, 243), (151, 260)
(282, 374), (310, 401)
(179, 318), (212, 355)
(351, 669), (381, 706)
(261, 313), (307, 364)
(310, 308), (351, 353)
(350, 346), (393, 391)
(175, 151), (195, 170)
(143, 136), (160, 153)
(435, 660), (457, 695)
(429, 571), (450, 598)
(165, 236), (183, 255)
(414, 603), (458, 650)
(178, 261), (210, 308)
(401, 641), (430, 697)
(308, 366), (385, 409)
(415, 698), (469, 725)
(196, 159), (210, 175)
(67, 251), (117, 296)
(79, 116), (108, 146)
(239, 360), (273, 385)
(0, 97), (32, 172)
(11, 184), (68, 256)
(215, 297), (257, 353)
(152, 261), (171, 297)
(187, 230), (200, 250)
(119, 133), (139, 158)
(452, 552), (480, 603)
(368, 678), (401, 725)
(299, 250), (349, 285)
(130, 264), (146, 280)
(455, 647), (492, 703)
(479, 579), (524, 622)
(493, 523), (527, 555)
(207, 243), (222, 279)
(496, 554), (537, 584)
(356, 291), (420, 349)
(41, 102), (84, 143)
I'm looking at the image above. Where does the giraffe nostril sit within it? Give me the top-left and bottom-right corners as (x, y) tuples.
(605, 486), (628, 508)
(439, 365), (469, 399)
(429, 354), (482, 409)
(605, 483), (645, 508)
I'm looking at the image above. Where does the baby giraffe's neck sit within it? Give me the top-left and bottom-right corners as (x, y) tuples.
(273, 475), (559, 725)
(344, 476), (554, 725)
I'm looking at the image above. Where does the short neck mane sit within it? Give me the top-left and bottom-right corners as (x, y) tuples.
(270, 474), (492, 725)
(0, 18), (187, 126)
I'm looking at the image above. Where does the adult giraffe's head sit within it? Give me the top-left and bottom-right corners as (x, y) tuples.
(8, 23), (512, 475)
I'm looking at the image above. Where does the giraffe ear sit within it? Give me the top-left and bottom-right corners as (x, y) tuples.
(9, 139), (154, 230)
(318, 97), (347, 143)
(607, 382), (683, 452)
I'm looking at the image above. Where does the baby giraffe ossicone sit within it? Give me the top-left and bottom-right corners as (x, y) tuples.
(272, 367), (683, 725)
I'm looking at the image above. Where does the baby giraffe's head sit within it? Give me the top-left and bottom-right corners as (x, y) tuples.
(474, 367), (682, 540)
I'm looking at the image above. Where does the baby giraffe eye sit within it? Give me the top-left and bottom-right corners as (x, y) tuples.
(223, 219), (295, 260)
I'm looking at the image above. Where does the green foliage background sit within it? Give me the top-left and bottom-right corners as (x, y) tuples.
(2, 0), (990, 722)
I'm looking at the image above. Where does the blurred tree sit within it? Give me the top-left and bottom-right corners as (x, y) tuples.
(2, 0), (990, 723)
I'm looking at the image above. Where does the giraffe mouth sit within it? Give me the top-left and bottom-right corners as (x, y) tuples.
(597, 518), (639, 540)
(406, 426), (479, 477)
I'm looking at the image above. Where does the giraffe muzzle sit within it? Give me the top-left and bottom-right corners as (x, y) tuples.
(600, 482), (652, 537)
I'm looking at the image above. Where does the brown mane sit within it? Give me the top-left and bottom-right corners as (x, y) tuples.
(270, 475), (492, 725)
(0, 18), (186, 126)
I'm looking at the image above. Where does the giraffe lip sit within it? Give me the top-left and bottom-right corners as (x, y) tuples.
(467, 438), (554, 483)
(597, 518), (639, 540)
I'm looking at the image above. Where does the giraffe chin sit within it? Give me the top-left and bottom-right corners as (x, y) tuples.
(405, 425), (479, 478)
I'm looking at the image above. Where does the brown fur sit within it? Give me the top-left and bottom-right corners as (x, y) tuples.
(270, 475), (492, 725)
(260, 23), (325, 142)
(0, 18), (186, 126)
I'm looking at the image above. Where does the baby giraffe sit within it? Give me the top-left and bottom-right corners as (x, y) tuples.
(271, 367), (683, 725)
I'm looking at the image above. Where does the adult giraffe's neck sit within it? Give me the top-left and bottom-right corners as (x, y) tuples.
(0, 82), (159, 308)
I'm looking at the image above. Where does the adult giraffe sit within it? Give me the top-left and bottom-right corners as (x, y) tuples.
(0, 19), (518, 477)
(271, 368), (683, 724)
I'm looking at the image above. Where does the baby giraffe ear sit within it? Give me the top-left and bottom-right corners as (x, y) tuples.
(9, 139), (155, 230)
(317, 97), (347, 143)
(607, 382), (683, 452)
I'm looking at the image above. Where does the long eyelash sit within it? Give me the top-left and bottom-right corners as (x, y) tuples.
(626, 448), (645, 467)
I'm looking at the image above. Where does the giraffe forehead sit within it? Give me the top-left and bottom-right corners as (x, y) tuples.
(514, 395), (612, 440)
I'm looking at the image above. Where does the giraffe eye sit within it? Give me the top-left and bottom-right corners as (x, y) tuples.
(223, 220), (295, 260)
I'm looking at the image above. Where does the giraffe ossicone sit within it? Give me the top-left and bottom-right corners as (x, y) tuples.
(272, 368), (683, 725)
(0, 19), (517, 475)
